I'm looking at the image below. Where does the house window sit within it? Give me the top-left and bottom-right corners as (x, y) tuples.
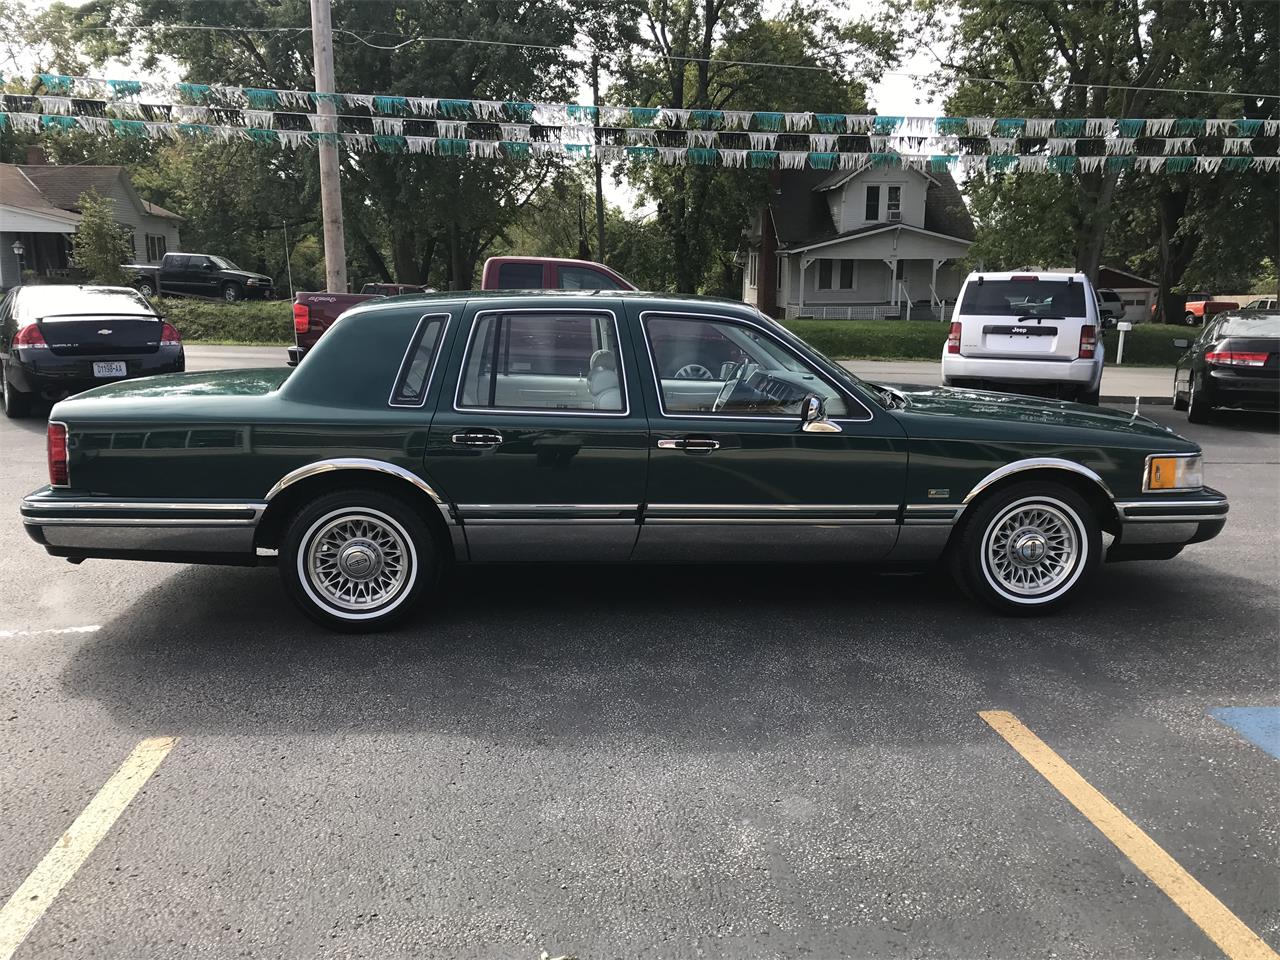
(839, 259), (855, 289)
(747, 252), (758, 287)
(145, 234), (167, 262)
(887, 186), (902, 222)
(817, 259), (833, 289)
(864, 185), (880, 221)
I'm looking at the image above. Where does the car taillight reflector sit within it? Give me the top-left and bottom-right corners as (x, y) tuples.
(946, 321), (962, 354)
(47, 422), (68, 487)
(160, 321), (182, 345)
(1078, 324), (1097, 359)
(13, 324), (48, 348)
(1205, 350), (1268, 367)
(293, 303), (310, 334)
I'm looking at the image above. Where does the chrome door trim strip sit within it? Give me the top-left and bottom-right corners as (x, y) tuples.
(643, 517), (897, 526)
(458, 503), (637, 514)
(903, 504), (965, 525)
(21, 500), (266, 514)
(25, 516), (259, 527)
(637, 309), (874, 423)
(963, 458), (1115, 503)
(264, 458), (445, 505)
(451, 306), (631, 418)
(387, 312), (452, 409)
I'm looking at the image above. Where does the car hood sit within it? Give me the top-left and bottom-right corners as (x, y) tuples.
(227, 270), (273, 283)
(878, 383), (1186, 443)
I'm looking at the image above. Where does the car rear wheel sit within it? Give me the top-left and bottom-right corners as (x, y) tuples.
(1183, 312), (1198, 326)
(1187, 374), (1213, 424)
(279, 490), (437, 631)
(1, 361), (32, 419)
(1172, 374), (1188, 411)
(949, 482), (1100, 615)
(223, 282), (243, 303)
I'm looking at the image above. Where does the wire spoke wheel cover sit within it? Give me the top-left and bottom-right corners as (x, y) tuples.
(980, 496), (1086, 604)
(299, 507), (416, 618)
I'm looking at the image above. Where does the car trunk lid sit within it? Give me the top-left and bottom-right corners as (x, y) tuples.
(37, 313), (162, 356)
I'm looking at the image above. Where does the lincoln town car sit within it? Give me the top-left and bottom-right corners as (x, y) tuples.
(21, 291), (1227, 630)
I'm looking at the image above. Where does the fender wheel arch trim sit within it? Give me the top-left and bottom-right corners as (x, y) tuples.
(962, 458), (1115, 506)
(265, 458), (446, 507)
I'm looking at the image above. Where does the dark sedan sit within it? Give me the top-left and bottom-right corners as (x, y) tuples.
(1173, 311), (1280, 422)
(0, 285), (184, 419)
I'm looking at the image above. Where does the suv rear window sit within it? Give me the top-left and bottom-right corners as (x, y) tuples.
(496, 262), (544, 289)
(961, 280), (1087, 318)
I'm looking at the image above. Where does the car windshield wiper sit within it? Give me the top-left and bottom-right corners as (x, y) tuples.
(1014, 314), (1067, 322)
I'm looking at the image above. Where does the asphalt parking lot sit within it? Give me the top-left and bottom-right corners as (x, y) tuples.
(1, 375), (1276, 958)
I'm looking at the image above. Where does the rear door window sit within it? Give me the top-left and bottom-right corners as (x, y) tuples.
(496, 262), (544, 289)
(558, 266), (622, 290)
(960, 280), (1087, 318)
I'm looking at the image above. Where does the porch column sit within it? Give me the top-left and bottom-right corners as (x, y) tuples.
(883, 258), (898, 306)
(799, 256), (814, 311)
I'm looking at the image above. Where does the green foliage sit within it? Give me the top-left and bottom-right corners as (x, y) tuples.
(69, 189), (131, 284)
(154, 298), (292, 345)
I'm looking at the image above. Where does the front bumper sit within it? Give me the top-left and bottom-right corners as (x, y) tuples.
(1106, 488), (1229, 562)
(21, 488), (264, 566)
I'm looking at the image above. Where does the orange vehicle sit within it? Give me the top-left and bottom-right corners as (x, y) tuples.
(1180, 293), (1239, 326)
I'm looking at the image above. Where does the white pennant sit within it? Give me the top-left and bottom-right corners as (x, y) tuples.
(1146, 118), (1174, 136)
(39, 96), (73, 115)
(719, 148), (747, 168)
(783, 112), (812, 131)
(1223, 137), (1252, 155)
(1137, 156), (1163, 173)
(9, 113), (41, 132)
(499, 123), (530, 142)
(722, 111), (752, 130)
(688, 130), (716, 148)
(1046, 138), (1075, 155)
(846, 115), (873, 133)
(532, 104), (567, 126)
(345, 93), (374, 110)
(1105, 137), (1135, 155)
(967, 117), (994, 136)
(659, 108), (689, 127)
(600, 107), (629, 127)
(1078, 156), (1105, 172)
(597, 145), (626, 162)
(626, 127), (655, 145)
(1019, 155), (1048, 172)
(406, 98), (437, 116)
(1162, 137), (1194, 154)
(1205, 119), (1233, 136)
(372, 117), (403, 135)
(658, 146), (685, 165)
(779, 151), (807, 169)
(1084, 118), (1110, 137)
(560, 123), (594, 145)
(1264, 120), (1279, 136)
(989, 137), (1016, 155)
(531, 140), (560, 157)
(1253, 156), (1280, 171)
(1024, 118), (1054, 137)
(243, 110), (273, 128)
(468, 140), (500, 158)
(77, 115), (111, 134)
(471, 100), (503, 120)
(107, 101), (145, 119)
(747, 132), (776, 150)
(870, 136), (889, 152)
(406, 136), (435, 154)
(810, 134), (837, 153)
(1196, 156), (1222, 173)
(171, 105), (211, 123)
(436, 120), (467, 139)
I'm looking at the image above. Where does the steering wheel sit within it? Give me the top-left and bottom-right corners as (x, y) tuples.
(711, 378), (738, 412)
(674, 363), (713, 380)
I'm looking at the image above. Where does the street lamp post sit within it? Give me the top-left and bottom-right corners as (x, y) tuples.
(11, 239), (25, 285)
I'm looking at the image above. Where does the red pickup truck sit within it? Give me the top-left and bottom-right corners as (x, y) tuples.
(288, 257), (635, 364)
(1179, 293), (1239, 326)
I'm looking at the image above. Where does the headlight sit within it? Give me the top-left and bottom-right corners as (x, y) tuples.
(1145, 453), (1203, 492)
(245, 278), (260, 285)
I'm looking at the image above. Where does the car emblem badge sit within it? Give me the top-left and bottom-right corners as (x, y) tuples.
(98, 329), (112, 335)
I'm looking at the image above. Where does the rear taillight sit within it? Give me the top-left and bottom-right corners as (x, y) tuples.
(47, 422), (68, 487)
(293, 303), (310, 334)
(160, 322), (182, 346)
(946, 321), (962, 354)
(1078, 324), (1097, 359)
(1010, 274), (1038, 281)
(1205, 350), (1268, 367)
(13, 324), (48, 349)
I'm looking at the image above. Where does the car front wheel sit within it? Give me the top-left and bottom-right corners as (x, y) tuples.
(137, 280), (156, 298)
(949, 482), (1100, 615)
(223, 282), (243, 303)
(279, 489), (437, 631)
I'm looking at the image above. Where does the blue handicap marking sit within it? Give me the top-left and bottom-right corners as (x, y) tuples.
(1210, 707), (1280, 760)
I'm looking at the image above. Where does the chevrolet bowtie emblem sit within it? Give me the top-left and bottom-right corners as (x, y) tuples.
(97, 329), (112, 335)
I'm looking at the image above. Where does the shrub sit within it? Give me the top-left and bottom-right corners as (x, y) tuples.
(153, 297), (292, 344)
(71, 190), (132, 285)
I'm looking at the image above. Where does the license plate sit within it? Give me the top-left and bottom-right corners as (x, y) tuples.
(93, 361), (127, 378)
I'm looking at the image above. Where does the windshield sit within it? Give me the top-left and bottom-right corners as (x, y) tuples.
(19, 286), (155, 319)
(961, 279), (1087, 318)
(1218, 314), (1280, 338)
(209, 256), (241, 270)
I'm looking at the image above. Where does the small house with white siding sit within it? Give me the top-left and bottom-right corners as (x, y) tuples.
(742, 166), (975, 320)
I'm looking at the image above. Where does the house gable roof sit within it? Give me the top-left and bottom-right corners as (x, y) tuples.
(0, 165), (82, 227)
(15, 164), (183, 222)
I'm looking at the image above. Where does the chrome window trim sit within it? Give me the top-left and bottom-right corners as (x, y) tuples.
(264, 458), (445, 505)
(452, 306), (630, 418)
(387, 312), (452, 409)
(1141, 451), (1203, 494)
(50, 419), (70, 488)
(637, 310), (874, 424)
(962, 458), (1115, 503)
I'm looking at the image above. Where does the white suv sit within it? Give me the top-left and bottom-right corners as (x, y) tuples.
(941, 271), (1105, 404)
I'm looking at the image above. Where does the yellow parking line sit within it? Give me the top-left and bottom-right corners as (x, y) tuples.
(980, 710), (1278, 960)
(0, 737), (177, 960)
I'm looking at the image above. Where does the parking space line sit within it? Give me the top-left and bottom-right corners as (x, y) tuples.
(0, 626), (101, 639)
(979, 710), (1278, 960)
(0, 736), (177, 960)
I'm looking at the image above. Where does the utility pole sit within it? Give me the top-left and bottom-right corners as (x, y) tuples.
(310, 0), (347, 292)
(591, 51), (606, 264)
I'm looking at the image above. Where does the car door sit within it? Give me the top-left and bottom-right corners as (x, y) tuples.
(423, 299), (649, 561)
(629, 305), (909, 562)
(159, 255), (187, 294)
(186, 255), (218, 295)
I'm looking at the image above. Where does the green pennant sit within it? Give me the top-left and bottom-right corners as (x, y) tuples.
(625, 145), (658, 159)
(934, 117), (966, 136)
(245, 127), (279, 144)
(1221, 156), (1252, 171)
(437, 99), (472, 119)
(0, 114), (7, 130)
(628, 107), (659, 126)
(177, 122), (212, 138)
(1164, 156), (1194, 173)
(689, 109), (723, 129)
(309, 131), (340, 147)
(872, 115), (902, 135)
(177, 83), (212, 103)
(1116, 119), (1144, 138)
(929, 154), (957, 172)
(41, 114), (80, 132)
(687, 146), (718, 165)
(107, 79), (143, 99)
(1234, 119), (1262, 136)
(567, 104), (598, 123)
(987, 154), (1017, 172)
(373, 96), (409, 115)
(1105, 156), (1135, 172)
(993, 118), (1025, 137)
(806, 151), (837, 169)
(747, 149), (778, 168)
(1054, 118), (1085, 137)
(435, 137), (469, 155)
(1172, 118), (1205, 136)
(503, 101), (535, 122)
(816, 114), (848, 134)
(869, 152), (900, 168)
(752, 112), (784, 132)
(501, 140), (531, 158)
(37, 73), (74, 94)
(373, 134), (408, 152)
(110, 119), (148, 137)
(1048, 155), (1077, 173)
(565, 143), (591, 157)
(243, 88), (280, 110)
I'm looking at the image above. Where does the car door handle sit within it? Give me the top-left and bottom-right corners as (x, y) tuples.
(451, 429), (503, 447)
(657, 438), (720, 451)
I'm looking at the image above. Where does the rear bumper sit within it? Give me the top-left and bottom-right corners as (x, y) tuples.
(287, 345), (307, 366)
(21, 488), (264, 566)
(942, 356), (1100, 386)
(1106, 488), (1229, 562)
(7, 348), (185, 398)
(1205, 369), (1280, 409)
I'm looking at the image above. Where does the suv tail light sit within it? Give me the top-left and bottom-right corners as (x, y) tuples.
(293, 303), (310, 334)
(160, 321), (182, 346)
(1078, 324), (1097, 359)
(1205, 350), (1267, 367)
(47, 422), (69, 487)
(13, 324), (48, 349)
(946, 322), (962, 354)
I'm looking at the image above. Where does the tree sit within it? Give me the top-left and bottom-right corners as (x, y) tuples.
(70, 189), (132, 283)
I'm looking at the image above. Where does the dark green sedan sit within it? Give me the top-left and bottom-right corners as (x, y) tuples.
(21, 292), (1227, 630)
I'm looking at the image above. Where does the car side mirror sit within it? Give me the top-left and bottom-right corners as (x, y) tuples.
(205, 263), (218, 271)
(1172, 338), (1190, 349)
(800, 394), (842, 433)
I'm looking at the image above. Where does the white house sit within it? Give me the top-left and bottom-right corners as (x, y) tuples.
(743, 166), (975, 320)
